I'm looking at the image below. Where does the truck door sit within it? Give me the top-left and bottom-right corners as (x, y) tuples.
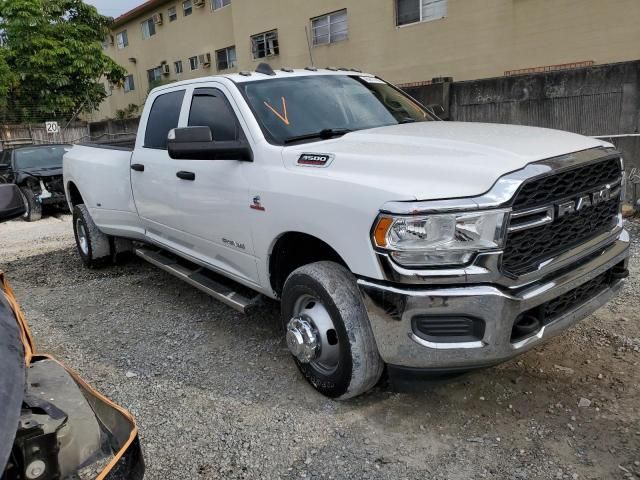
(171, 85), (259, 285)
(130, 89), (186, 247)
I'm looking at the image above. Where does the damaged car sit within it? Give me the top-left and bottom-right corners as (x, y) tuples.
(0, 183), (144, 479)
(0, 144), (69, 221)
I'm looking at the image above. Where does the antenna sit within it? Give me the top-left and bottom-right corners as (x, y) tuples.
(255, 62), (276, 76)
(304, 25), (315, 68)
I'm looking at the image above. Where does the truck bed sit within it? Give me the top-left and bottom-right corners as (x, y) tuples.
(63, 143), (140, 237)
(80, 135), (136, 151)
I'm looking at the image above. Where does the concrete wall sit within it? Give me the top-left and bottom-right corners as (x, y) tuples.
(90, 0), (640, 121)
(408, 61), (640, 200)
(450, 61), (640, 136)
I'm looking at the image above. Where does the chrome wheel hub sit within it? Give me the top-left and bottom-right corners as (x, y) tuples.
(76, 219), (89, 255)
(286, 317), (319, 364)
(287, 295), (340, 374)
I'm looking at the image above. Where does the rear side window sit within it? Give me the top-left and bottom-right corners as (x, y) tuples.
(188, 88), (241, 141)
(144, 90), (185, 149)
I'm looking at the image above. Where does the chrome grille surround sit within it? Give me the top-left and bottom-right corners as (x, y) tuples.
(377, 147), (625, 288)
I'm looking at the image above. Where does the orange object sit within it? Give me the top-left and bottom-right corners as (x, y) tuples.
(373, 217), (393, 247)
(1, 271), (141, 480)
(264, 96), (290, 125)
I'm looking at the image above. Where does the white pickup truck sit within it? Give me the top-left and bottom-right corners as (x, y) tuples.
(64, 66), (630, 399)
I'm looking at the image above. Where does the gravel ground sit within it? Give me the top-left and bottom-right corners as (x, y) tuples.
(1, 215), (639, 480)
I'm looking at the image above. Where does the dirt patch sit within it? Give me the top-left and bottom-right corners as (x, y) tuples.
(0, 216), (638, 479)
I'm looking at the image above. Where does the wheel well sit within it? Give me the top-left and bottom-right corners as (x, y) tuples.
(269, 232), (348, 297)
(67, 182), (83, 206)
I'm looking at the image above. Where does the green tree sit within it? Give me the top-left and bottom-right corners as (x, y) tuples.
(0, 0), (126, 123)
(0, 50), (16, 110)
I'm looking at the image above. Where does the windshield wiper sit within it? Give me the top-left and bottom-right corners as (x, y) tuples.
(283, 128), (352, 145)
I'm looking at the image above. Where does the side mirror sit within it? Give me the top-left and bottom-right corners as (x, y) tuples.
(0, 184), (26, 222)
(167, 127), (253, 162)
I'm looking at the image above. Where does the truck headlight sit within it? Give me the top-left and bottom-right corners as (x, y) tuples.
(372, 210), (509, 267)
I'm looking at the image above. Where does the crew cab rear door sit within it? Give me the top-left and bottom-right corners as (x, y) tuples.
(130, 87), (187, 247)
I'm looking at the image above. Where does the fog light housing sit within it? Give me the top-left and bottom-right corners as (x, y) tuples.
(411, 315), (485, 343)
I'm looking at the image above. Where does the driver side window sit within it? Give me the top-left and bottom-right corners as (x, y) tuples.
(188, 88), (242, 142)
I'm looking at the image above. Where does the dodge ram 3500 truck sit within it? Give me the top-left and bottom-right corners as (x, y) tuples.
(64, 66), (630, 399)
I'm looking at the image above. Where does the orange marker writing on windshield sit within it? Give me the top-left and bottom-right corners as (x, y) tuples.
(264, 97), (290, 125)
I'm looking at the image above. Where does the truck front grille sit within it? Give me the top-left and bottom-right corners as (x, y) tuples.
(502, 157), (621, 277)
(512, 157), (621, 210)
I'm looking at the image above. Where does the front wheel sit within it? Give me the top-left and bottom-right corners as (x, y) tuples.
(281, 261), (383, 400)
(20, 187), (42, 222)
(72, 204), (112, 268)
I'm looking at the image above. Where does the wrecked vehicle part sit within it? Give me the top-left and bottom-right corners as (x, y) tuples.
(0, 271), (144, 479)
(0, 145), (69, 221)
(0, 281), (24, 475)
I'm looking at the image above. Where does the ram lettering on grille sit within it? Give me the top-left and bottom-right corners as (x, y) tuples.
(502, 158), (622, 276)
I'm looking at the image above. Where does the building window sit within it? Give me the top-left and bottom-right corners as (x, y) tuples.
(123, 75), (135, 92)
(168, 6), (177, 21)
(147, 66), (163, 84)
(212, 0), (231, 10)
(251, 30), (279, 59)
(396, 0), (447, 26)
(189, 56), (199, 71)
(116, 30), (128, 49)
(183, 0), (192, 16)
(312, 10), (348, 46)
(216, 46), (236, 70)
(174, 60), (183, 74)
(141, 18), (156, 39)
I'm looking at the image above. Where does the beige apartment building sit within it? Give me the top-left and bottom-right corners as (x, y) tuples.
(92, 0), (640, 121)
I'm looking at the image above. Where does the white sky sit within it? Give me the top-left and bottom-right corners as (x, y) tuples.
(84, 0), (139, 17)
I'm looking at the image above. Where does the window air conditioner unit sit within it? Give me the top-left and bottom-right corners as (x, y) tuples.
(199, 53), (211, 67)
(162, 63), (171, 75)
(152, 13), (163, 24)
(194, 0), (206, 7)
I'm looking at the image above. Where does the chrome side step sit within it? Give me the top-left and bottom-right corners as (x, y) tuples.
(135, 247), (260, 313)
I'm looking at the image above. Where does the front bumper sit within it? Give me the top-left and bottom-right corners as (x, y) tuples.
(358, 230), (630, 370)
(38, 191), (66, 205)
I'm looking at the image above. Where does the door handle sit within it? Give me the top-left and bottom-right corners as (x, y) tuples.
(131, 163), (145, 172)
(176, 171), (195, 181)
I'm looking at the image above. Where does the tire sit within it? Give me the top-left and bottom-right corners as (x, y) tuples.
(19, 187), (42, 222)
(72, 204), (112, 268)
(281, 261), (384, 400)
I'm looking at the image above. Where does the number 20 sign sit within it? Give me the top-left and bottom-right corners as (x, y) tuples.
(45, 121), (60, 134)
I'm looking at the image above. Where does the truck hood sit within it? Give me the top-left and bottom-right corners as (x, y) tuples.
(283, 122), (609, 201)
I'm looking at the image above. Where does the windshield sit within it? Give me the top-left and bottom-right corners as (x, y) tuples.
(14, 145), (67, 170)
(238, 75), (433, 145)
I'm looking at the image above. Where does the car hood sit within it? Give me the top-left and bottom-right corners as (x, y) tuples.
(15, 167), (63, 184)
(17, 166), (63, 177)
(283, 122), (610, 201)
